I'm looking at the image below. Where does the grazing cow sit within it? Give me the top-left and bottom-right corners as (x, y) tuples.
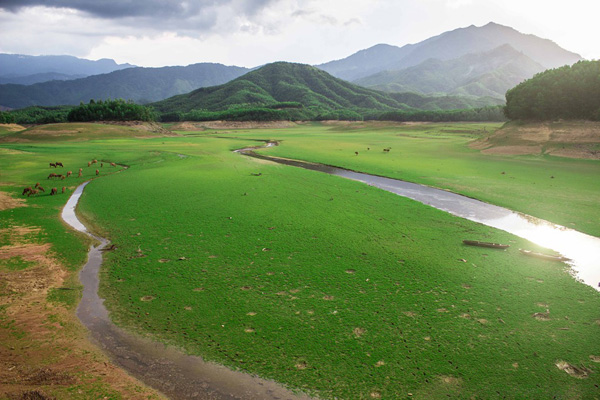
(383, 147), (391, 152)
(28, 189), (38, 197)
(62, 186), (66, 193)
(101, 163), (103, 168)
(50, 188), (57, 195)
(22, 187), (32, 196)
(55, 162), (63, 167)
(95, 169), (99, 176)
(78, 171), (82, 177)
(87, 162), (91, 167)
(92, 159), (98, 164)
(37, 186), (45, 192)
(79, 168), (83, 172)
(49, 163), (56, 168)
(67, 171), (72, 177)
(48, 173), (57, 179)
(61, 175), (65, 180)
(355, 151), (359, 156)
(110, 162), (116, 167)
(34, 182), (40, 188)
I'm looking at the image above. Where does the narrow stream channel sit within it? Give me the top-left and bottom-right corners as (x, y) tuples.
(62, 181), (313, 400)
(238, 143), (600, 292)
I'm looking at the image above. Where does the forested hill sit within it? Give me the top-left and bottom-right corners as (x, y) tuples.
(0, 63), (250, 109)
(151, 62), (500, 116)
(504, 60), (600, 121)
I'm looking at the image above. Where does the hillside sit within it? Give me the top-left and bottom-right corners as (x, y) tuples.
(0, 63), (250, 109)
(0, 53), (134, 83)
(317, 22), (581, 81)
(356, 45), (544, 99)
(151, 62), (502, 120)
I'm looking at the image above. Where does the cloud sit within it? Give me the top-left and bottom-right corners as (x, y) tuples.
(0, 0), (279, 33)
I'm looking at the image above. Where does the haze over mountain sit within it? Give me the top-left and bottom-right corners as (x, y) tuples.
(0, 63), (250, 109)
(0, 54), (135, 85)
(355, 44), (545, 99)
(317, 22), (582, 82)
(151, 62), (500, 116)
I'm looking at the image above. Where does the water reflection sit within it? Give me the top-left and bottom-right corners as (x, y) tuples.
(240, 147), (600, 292)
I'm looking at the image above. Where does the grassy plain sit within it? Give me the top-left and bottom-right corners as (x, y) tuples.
(0, 122), (599, 399)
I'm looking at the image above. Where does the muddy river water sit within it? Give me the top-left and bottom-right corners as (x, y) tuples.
(62, 143), (599, 399)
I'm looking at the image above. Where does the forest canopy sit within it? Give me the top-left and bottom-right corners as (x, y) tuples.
(504, 60), (600, 121)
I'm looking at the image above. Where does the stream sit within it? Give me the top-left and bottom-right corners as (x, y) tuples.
(237, 142), (600, 292)
(62, 182), (313, 400)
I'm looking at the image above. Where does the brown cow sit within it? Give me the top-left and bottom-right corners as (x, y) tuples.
(88, 162), (91, 167)
(37, 186), (45, 192)
(49, 163), (56, 168)
(55, 162), (63, 167)
(34, 182), (40, 188)
(110, 162), (116, 167)
(62, 186), (66, 194)
(78, 168), (83, 172)
(95, 169), (99, 176)
(28, 189), (38, 197)
(355, 151), (359, 156)
(50, 188), (58, 195)
(67, 171), (72, 177)
(78, 171), (82, 177)
(48, 173), (58, 179)
(22, 187), (32, 196)
(92, 159), (98, 164)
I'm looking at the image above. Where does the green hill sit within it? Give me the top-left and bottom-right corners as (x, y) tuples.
(151, 62), (502, 120)
(356, 45), (544, 100)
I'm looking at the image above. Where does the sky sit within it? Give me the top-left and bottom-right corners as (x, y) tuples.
(0, 0), (599, 68)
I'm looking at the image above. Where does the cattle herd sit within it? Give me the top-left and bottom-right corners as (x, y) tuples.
(21, 159), (117, 197)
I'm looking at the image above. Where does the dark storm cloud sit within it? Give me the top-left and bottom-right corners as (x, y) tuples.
(0, 0), (278, 27)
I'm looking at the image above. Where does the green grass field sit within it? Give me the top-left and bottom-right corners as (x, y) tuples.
(1, 122), (599, 399)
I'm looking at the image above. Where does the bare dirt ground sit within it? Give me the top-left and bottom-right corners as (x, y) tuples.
(169, 120), (299, 131)
(0, 201), (163, 399)
(471, 121), (600, 159)
(0, 124), (26, 132)
(0, 192), (26, 212)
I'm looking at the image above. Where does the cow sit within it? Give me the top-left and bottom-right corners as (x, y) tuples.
(48, 173), (58, 179)
(95, 169), (99, 176)
(37, 186), (45, 192)
(50, 188), (57, 195)
(78, 171), (82, 177)
(49, 163), (56, 168)
(355, 151), (359, 156)
(55, 162), (63, 167)
(110, 162), (116, 167)
(62, 186), (66, 194)
(88, 162), (91, 167)
(22, 187), (32, 196)
(67, 171), (72, 177)
(101, 163), (103, 168)
(92, 159), (98, 164)
(28, 189), (38, 197)
(34, 182), (40, 188)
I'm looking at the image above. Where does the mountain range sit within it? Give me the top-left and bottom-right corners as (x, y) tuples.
(0, 63), (250, 109)
(0, 54), (135, 85)
(0, 22), (583, 110)
(317, 22), (581, 81)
